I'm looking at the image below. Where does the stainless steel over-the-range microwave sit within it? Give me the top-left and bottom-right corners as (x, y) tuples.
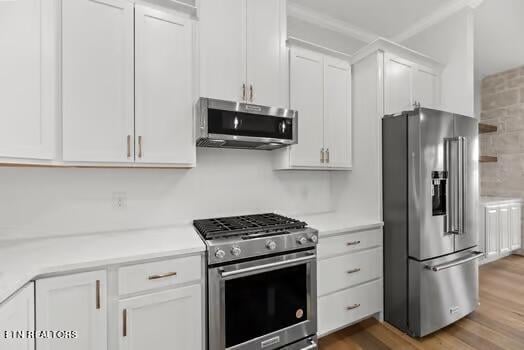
(197, 97), (298, 150)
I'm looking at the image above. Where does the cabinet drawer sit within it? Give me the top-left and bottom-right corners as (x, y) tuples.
(318, 229), (382, 259)
(118, 255), (202, 295)
(318, 279), (382, 336)
(318, 248), (382, 296)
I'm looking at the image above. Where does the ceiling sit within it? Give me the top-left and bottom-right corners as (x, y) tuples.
(289, 0), (457, 39)
(289, 0), (524, 78)
(475, 0), (524, 78)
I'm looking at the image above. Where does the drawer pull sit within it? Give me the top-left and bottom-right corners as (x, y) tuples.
(347, 241), (361, 246)
(347, 268), (361, 274)
(148, 272), (177, 280)
(346, 304), (361, 311)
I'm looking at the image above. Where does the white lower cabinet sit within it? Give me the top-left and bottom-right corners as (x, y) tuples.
(32, 255), (204, 350)
(36, 270), (108, 350)
(118, 285), (202, 350)
(481, 200), (522, 264)
(0, 283), (35, 350)
(318, 280), (382, 336)
(317, 228), (383, 337)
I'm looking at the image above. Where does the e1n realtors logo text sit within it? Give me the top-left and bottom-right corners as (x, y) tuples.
(3, 330), (78, 339)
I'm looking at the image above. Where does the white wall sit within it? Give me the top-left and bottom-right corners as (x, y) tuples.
(288, 17), (366, 55)
(402, 8), (475, 117)
(0, 149), (332, 239)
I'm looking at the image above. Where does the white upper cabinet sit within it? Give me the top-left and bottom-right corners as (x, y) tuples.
(324, 57), (352, 169)
(413, 65), (440, 109)
(277, 46), (351, 170)
(36, 271), (107, 350)
(384, 54), (414, 114)
(245, 0), (287, 107)
(0, 283), (35, 350)
(118, 285), (202, 350)
(384, 53), (441, 114)
(288, 48), (324, 168)
(199, 0), (287, 107)
(199, 0), (246, 102)
(0, 0), (57, 160)
(134, 5), (195, 165)
(62, 0), (134, 163)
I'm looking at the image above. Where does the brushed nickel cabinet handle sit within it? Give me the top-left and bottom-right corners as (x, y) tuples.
(249, 84), (254, 102)
(347, 268), (361, 274)
(242, 83), (246, 101)
(138, 136), (143, 158)
(326, 148), (330, 163)
(123, 309), (127, 337)
(347, 240), (361, 246)
(346, 304), (361, 310)
(96, 280), (101, 310)
(126, 135), (131, 158)
(320, 148), (325, 163)
(148, 272), (177, 280)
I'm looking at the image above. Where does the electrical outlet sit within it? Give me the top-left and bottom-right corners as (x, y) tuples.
(112, 192), (127, 210)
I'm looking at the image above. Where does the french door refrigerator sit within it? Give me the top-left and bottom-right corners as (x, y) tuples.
(383, 108), (482, 337)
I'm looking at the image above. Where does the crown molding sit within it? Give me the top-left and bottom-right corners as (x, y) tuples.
(392, 0), (484, 42)
(287, 3), (379, 43)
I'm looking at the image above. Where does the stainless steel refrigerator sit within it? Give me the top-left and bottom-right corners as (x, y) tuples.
(383, 107), (482, 337)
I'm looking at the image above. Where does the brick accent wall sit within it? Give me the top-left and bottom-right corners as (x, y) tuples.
(480, 65), (524, 197)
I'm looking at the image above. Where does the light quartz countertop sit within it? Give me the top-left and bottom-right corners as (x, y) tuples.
(480, 196), (523, 206)
(297, 212), (383, 237)
(0, 212), (383, 304)
(0, 225), (205, 304)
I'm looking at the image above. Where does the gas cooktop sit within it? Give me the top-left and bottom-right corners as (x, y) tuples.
(193, 213), (318, 265)
(193, 213), (307, 240)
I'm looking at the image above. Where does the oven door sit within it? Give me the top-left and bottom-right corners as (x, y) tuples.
(208, 250), (317, 350)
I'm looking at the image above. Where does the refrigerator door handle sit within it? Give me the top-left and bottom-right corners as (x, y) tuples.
(425, 251), (483, 272)
(458, 136), (466, 235)
(444, 138), (458, 234)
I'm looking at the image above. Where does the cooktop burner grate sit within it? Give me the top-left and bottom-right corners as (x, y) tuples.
(193, 213), (307, 239)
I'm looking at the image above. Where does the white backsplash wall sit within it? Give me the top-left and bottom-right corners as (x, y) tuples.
(0, 149), (332, 239)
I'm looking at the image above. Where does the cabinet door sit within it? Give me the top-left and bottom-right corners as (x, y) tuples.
(288, 47), (324, 168)
(62, 0), (134, 162)
(384, 54), (414, 114)
(0, 0), (56, 160)
(246, 0), (287, 107)
(324, 57), (352, 169)
(0, 283), (35, 350)
(119, 285), (202, 350)
(510, 206), (522, 251)
(485, 209), (499, 260)
(499, 207), (511, 254)
(199, 0), (246, 102)
(135, 6), (195, 165)
(36, 271), (107, 350)
(413, 65), (440, 109)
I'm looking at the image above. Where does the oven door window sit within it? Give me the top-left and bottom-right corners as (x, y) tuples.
(224, 264), (308, 348)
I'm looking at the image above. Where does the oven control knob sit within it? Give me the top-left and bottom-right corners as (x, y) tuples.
(266, 240), (277, 251)
(215, 249), (226, 259)
(309, 235), (318, 243)
(297, 236), (307, 245)
(231, 246), (242, 256)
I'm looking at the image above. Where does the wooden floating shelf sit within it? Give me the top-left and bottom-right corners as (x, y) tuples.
(479, 123), (498, 134)
(480, 156), (498, 163)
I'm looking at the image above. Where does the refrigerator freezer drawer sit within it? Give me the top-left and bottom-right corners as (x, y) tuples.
(408, 249), (481, 337)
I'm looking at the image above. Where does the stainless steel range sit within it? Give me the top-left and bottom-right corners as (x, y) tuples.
(193, 213), (318, 350)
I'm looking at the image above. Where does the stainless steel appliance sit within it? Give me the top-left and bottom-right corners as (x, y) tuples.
(382, 107), (482, 337)
(193, 213), (318, 350)
(197, 98), (298, 150)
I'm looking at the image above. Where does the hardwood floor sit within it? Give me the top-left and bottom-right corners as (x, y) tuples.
(319, 255), (524, 350)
